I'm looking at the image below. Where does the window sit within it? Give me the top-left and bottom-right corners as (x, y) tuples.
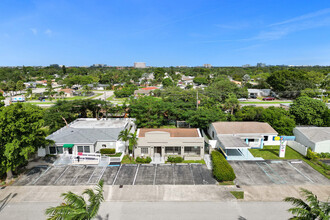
(141, 148), (148, 154)
(56, 146), (63, 154)
(248, 139), (255, 142)
(49, 146), (56, 154)
(102, 144), (106, 148)
(165, 147), (181, 154)
(78, 146), (84, 153)
(84, 146), (90, 153)
(264, 136), (269, 141)
(212, 131), (215, 139)
(184, 146), (200, 155)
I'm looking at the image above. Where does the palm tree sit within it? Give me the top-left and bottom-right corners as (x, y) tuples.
(129, 131), (138, 157)
(284, 188), (329, 220)
(45, 180), (104, 220)
(118, 128), (131, 154)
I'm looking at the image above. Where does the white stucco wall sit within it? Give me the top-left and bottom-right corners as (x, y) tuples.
(315, 141), (330, 153)
(95, 141), (116, 152)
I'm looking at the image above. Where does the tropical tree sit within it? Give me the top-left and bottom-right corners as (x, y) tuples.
(118, 128), (131, 154)
(45, 180), (104, 220)
(25, 88), (33, 100)
(223, 93), (240, 115)
(128, 131), (138, 157)
(284, 188), (329, 220)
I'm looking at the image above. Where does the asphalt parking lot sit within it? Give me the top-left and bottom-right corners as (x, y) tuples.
(14, 164), (217, 186)
(229, 160), (330, 186)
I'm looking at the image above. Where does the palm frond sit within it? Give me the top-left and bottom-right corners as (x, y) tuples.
(62, 192), (86, 209)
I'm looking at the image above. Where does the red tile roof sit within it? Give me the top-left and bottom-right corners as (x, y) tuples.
(141, 87), (158, 90)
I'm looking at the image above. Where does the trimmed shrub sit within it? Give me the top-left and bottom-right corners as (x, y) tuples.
(136, 157), (152, 164)
(317, 152), (330, 159)
(306, 148), (318, 161)
(167, 156), (183, 163)
(211, 151), (236, 182)
(100, 148), (116, 155)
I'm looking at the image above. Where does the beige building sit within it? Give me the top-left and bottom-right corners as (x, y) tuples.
(135, 128), (204, 161)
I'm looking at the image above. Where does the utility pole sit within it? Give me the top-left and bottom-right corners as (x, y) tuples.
(196, 90), (199, 110)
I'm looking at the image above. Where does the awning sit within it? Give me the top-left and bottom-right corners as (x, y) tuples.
(63, 144), (74, 148)
(218, 135), (250, 149)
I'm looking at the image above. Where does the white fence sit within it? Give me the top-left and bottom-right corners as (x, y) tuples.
(287, 141), (308, 156)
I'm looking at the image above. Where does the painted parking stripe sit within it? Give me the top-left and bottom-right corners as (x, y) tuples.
(153, 164), (157, 185)
(97, 166), (107, 183)
(132, 164), (140, 185)
(54, 166), (69, 184)
(112, 165), (122, 185)
(32, 166), (51, 185)
(189, 164), (195, 185)
(72, 166), (86, 184)
(287, 162), (314, 183)
(173, 164), (175, 185)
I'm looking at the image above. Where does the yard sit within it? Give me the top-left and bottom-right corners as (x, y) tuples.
(249, 145), (330, 179)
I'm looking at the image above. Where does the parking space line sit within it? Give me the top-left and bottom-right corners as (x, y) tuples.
(72, 166), (86, 184)
(54, 166), (69, 184)
(97, 167), (107, 183)
(153, 164), (157, 185)
(189, 164), (195, 185)
(112, 165), (122, 185)
(173, 164), (175, 185)
(132, 164), (140, 185)
(287, 162), (314, 183)
(32, 166), (51, 185)
(87, 167), (98, 184)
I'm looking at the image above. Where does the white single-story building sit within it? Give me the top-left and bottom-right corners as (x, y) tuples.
(208, 122), (280, 160)
(38, 118), (136, 157)
(135, 128), (204, 162)
(293, 127), (330, 153)
(248, 89), (272, 98)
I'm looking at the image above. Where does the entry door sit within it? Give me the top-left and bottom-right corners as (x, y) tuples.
(155, 147), (161, 154)
(68, 148), (73, 154)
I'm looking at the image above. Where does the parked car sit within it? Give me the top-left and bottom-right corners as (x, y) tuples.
(249, 94), (257, 99)
(262, 97), (275, 101)
(238, 98), (247, 101)
(38, 96), (48, 101)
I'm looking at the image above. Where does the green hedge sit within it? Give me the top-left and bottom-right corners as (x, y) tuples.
(136, 157), (152, 163)
(167, 156), (184, 163)
(100, 148), (116, 155)
(211, 151), (236, 182)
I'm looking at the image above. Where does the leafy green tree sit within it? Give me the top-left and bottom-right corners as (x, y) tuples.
(284, 188), (329, 220)
(16, 80), (25, 93)
(25, 88), (33, 100)
(128, 131), (138, 156)
(0, 93), (5, 107)
(290, 96), (328, 126)
(45, 80), (55, 101)
(46, 180), (104, 220)
(235, 106), (265, 121)
(223, 93), (240, 115)
(186, 107), (226, 129)
(129, 96), (168, 127)
(261, 107), (296, 135)
(193, 76), (208, 85)
(154, 68), (165, 82)
(62, 65), (67, 75)
(162, 78), (174, 87)
(0, 103), (47, 180)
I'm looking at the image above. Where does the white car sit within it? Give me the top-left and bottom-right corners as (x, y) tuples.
(238, 98), (247, 101)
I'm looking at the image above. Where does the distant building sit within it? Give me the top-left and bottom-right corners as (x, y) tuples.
(134, 62), (146, 68)
(257, 63), (266, 67)
(92, 64), (107, 68)
(242, 64), (251, 68)
(293, 127), (330, 153)
(248, 89), (272, 98)
(204, 64), (212, 68)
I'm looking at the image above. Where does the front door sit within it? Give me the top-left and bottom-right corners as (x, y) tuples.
(155, 147), (161, 155)
(68, 148), (73, 154)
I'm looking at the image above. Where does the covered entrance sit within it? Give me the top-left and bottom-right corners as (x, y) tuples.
(154, 146), (162, 155)
(63, 144), (74, 155)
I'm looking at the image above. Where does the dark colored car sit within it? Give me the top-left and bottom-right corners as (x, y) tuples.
(262, 97), (276, 101)
(38, 96), (48, 101)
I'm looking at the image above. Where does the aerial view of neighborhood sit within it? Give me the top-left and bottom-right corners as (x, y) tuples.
(0, 0), (329, 219)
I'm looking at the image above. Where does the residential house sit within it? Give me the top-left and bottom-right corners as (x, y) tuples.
(59, 88), (75, 97)
(87, 83), (109, 90)
(208, 122), (279, 160)
(248, 89), (272, 98)
(135, 128), (204, 162)
(293, 127), (330, 153)
(39, 118), (136, 157)
(134, 87), (158, 96)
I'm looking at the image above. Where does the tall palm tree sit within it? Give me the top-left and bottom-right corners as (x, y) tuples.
(118, 128), (131, 154)
(45, 180), (104, 220)
(129, 131), (138, 157)
(284, 188), (329, 220)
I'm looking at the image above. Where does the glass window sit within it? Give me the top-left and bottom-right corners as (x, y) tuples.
(141, 148), (148, 154)
(212, 131), (214, 139)
(56, 146), (63, 154)
(102, 144), (106, 148)
(84, 146), (90, 153)
(264, 136), (269, 141)
(248, 139), (255, 142)
(78, 146), (84, 153)
(49, 146), (56, 154)
(165, 147), (174, 154)
(184, 146), (200, 155)
(174, 147), (180, 154)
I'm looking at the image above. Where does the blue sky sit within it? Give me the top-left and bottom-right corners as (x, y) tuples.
(0, 0), (330, 66)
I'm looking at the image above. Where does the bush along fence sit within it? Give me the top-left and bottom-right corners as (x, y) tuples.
(136, 157), (152, 163)
(167, 156), (184, 163)
(211, 150), (236, 182)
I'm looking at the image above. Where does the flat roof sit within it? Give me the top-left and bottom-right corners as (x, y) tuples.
(212, 122), (277, 135)
(138, 128), (199, 138)
(70, 118), (129, 128)
(295, 127), (330, 143)
(218, 135), (249, 149)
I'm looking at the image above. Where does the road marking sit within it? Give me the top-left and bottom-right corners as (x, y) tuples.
(112, 165), (122, 185)
(173, 164), (175, 185)
(32, 166), (51, 185)
(72, 166), (86, 184)
(189, 164), (195, 185)
(287, 162), (314, 183)
(132, 164), (140, 185)
(87, 167), (99, 184)
(54, 166), (69, 184)
(153, 164), (157, 185)
(97, 167), (107, 183)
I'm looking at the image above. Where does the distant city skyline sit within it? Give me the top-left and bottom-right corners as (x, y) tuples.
(0, 0), (330, 66)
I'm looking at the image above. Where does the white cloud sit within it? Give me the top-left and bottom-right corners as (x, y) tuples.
(44, 29), (52, 36)
(269, 8), (330, 27)
(30, 28), (37, 35)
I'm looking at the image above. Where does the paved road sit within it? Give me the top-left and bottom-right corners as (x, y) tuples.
(0, 201), (293, 220)
(92, 91), (114, 101)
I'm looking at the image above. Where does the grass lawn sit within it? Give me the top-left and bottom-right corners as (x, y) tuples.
(182, 159), (206, 164)
(121, 155), (137, 164)
(159, 125), (177, 128)
(29, 102), (55, 104)
(249, 145), (330, 179)
(230, 191), (244, 199)
(218, 181), (235, 185)
(249, 145), (304, 160)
